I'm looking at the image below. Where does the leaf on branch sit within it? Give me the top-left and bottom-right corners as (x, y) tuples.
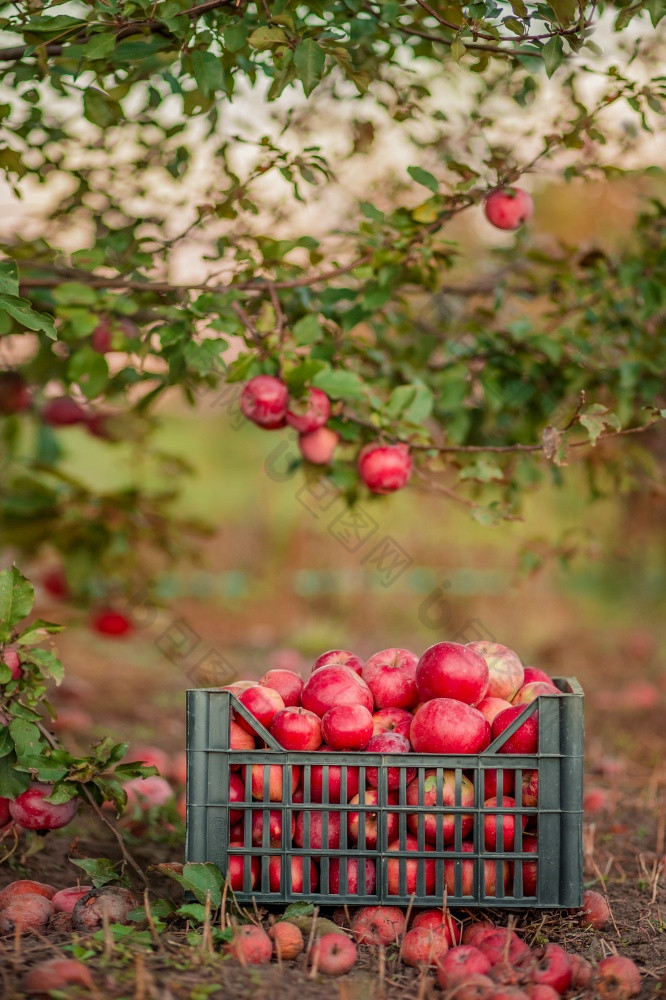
(294, 39), (326, 96)
(407, 166), (439, 194)
(313, 369), (366, 401)
(0, 566), (34, 641)
(0, 293), (56, 339)
(17, 619), (65, 645)
(0, 753), (31, 799)
(23, 647), (65, 684)
(0, 259), (19, 296)
(579, 404), (621, 445)
(542, 425), (568, 465)
(542, 36), (565, 77)
(83, 88), (122, 129)
(459, 458), (505, 483)
(154, 862), (224, 907)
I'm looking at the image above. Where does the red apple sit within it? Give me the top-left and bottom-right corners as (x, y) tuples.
(372, 707), (413, 738)
(286, 387), (331, 432)
(268, 855), (319, 893)
(322, 704), (373, 750)
(583, 787), (610, 813)
(358, 443), (412, 494)
(23, 958), (94, 994)
(462, 923), (496, 948)
(227, 844), (260, 891)
(91, 609), (133, 637)
(0, 371), (31, 414)
(42, 566), (70, 599)
(479, 928), (530, 966)
(364, 732), (416, 790)
(484, 767), (515, 800)
(328, 857), (377, 895)
(410, 699), (491, 754)
(294, 809), (341, 849)
(311, 650), (364, 675)
(347, 789), (399, 848)
(125, 775), (174, 809)
(311, 933), (358, 976)
(519, 833), (539, 894)
(444, 841), (510, 897)
(522, 667), (552, 685)
(483, 796), (527, 851)
(251, 809), (295, 846)
(576, 888), (610, 930)
(42, 397), (87, 426)
(386, 834), (436, 895)
(529, 944), (572, 995)
(411, 909), (462, 946)
(308, 751), (360, 803)
(51, 886), (93, 914)
(2, 649), (22, 681)
(351, 905), (406, 946)
(249, 763), (299, 802)
(362, 647), (419, 710)
(9, 783), (78, 831)
(301, 664), (373, 717)
(594, 956), (641, 1000)
(259, 668), (304, 707)
(240, 375), (288, 429)
(229, 720), (256, 754)
(476, 697), (514, 725)
(299, 427), (339, 465)
(0, 797), (11, 829)
(416, 641), (489, 705)
(270, 707), (323, 751)
(91, 319), (113, 353)
(227, 773), (247, 822)
(484, 187), (534, 230)
(492, 705), (538, 754)
(520, 770), (539, 807)
(131, 745), (169, 774)
(512, 681), (559, 705)
(235, 685), (285, 734)
(468, 642), (524, 702)
(405, 769), (475, 844)
(568, 955), (594, 989)
(438, 945), (492, 985)
(402, 926), (450, 968)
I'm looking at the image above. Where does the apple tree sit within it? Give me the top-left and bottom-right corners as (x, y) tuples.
(0, 0), (665, 602)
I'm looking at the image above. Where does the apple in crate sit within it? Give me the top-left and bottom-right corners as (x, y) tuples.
(476, 697), (513, 725)
(268, 856), (319, 893)
(361, 647), (419, 710)
(249, 764), (300, 801)
(259, 669), (304, 707)
(311, 650), (364, 675)
(348, 789), (399, 848)
(416, 641), (489, 705)
(372, 707), (413, 738)
(251, 809), (296, 847)
(270, 707), (323, 751)
(235, 685), (285, 733)
(386, 834), (436, 895)
(322, 704), (373, 750)
(444, 842), (510, 897)
(512, 681), (559, 705)
(364, 733), (416, 790)
(228, 845), (260, 891)
(467, 641), (524, 702)
(410, 699), (490, 754)
(406, 769), (475, 845)
(301, 664), (373, 717)
(328, 857), (377, 895)
(294, 809), (341, 849)
(492, 705), (538, 754)
(482, 796), (528, 851)
(308, 748), (360, 802)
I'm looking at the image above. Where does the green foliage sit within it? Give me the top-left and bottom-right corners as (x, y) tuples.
(0, 567), (152, 809)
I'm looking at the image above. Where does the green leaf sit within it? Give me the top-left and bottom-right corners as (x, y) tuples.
(542, 36), (565, 77)
(224, 23), (248, 51)
(284, 359), (329, 394)
(0, 294), (56, 338)
(247, 26), (287, 49)
(181, 863), (224, 907)
(191, 51), (226, 97)
(83, 32), (116, 60)
(292, 315), (323, 346)
(579, 405), (621, 445)
(459, 458), (505, 483)
(0, 753), (31, 799)
(548, 0), (578, 25)
(384, 385), (434, 425)
(53, 282), (98, 306)
(177, 902), (208, 922)
(283, 901), (315, 919)
(294, 40), (326, 97)
(17, 619), (65, 645)
(509, 0), (528, 16)
(451, 39), (466, 62)
(9, 718), (43, 767)
(0, 726), (14, 758)
(68, 348), (109, 398)
(312, 369), (366, 400)
(0, 566), (34, 641)
(83, 88), (122, 129)
(24, 647), (65, 684)
(71, 857), (130, 888)
(0, 259), (19, 296)
(407, 166), (439, 194)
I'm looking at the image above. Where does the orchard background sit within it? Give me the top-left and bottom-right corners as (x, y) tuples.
(1, 0), (665, 996)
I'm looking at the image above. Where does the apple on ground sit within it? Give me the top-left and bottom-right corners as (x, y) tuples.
(240, 375), (289, 429)
(310, 933), (358, 976)
(461, 922), (496, 948)
(351, 905), (406, 946)
(259, 668), (304, 707)
(529, 944), (572, 995)
(24, 959), (94, 995)
(322, 704), (373, 750)
(224, 924), (273, 964)
(358, 443), (412, 494)
(402, 926), (450, 968)
(270, 706), (323, 751)
(268, 922), (304, 960)
(480, 929), (530, 966)
(594, 956), (641, 1000)
(416, 641), (489, 705)
(437, 945), (492, 986)
(405, 768), (475, 844)
(91, 609), (133, 636)
(372, 707), (413, 738)
(124, 775), (174, 809)
(411, 908), (462, 946)
(51, 886), (93, 914)
(311, 649), (364, 675)
(362, 647), (419, 710)
(411, 698), (491, 754)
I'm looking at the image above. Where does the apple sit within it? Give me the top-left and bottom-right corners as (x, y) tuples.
(268, 921), (304, 960)
(512, 681), (559, 705)
(386, 834), (436, 895)
(568, 955), (594, 989)
(410, 699), (491, 754)
(483, 796), (527, 851)
(229, 720), (256, 755)
(309, 751), (360, 803)
(131, 745), (169, 774)
(286, 386), (331, 432)
(125, 775), (174, 809)
(259, 668), (304, 707)
(518, 832), (539, 895)
(2, 648), (22, 681)
(301, 664), (373, 717)
(0, 797), (11, 828)
(42, 397), (87, 426)
(294, 809), (341, 849)
(594, 957), (641, 1000)
(240, 375), (288, 429)
(328, 857), (377, 895)
(492, 704), (538, 754)
(268, 855), (319, 893)
(0, 894), (55, 934)
(444, 841), (510, 897)
(311, 650), (364, 675)
(416, 641), (489, 705)
(311, 933), (358, 976)
(576, 888), (610, 929)
(405, 769), (475, 844)
(347, 789), (399, 848)
(520, 769), (539, 807)
(402, 926), (450, 968)
(476, 697), (514, 725)
(462, 922), (496, 948)
(270, 706), (323, 751)
(51, 886), (93, 914)
(364, 732), (416, 790)
(480, 929), (530, 966)
(522, 667), (553, 685)
(251, 809), (295, 846)
(235, 685), (285, 734)
(583, 787), (610, 813)
(467, 642), (524, 702)
(224, 924), (272, 964)
(299, 427), (339, 465)
(0, 371), (31, 414)
(322, 704), (373, 750)
(440, 974), (496, 1000)
(358, 443), (412, 494)
(438, 945), (492, 985)
(250, 763), (299, 802)
(0, 880), (56, 908)
(484, 187), (534, 230)
(487, 989), (530, 1000)
(42, 566), (70, 599)
(91, 319), (113, 353)
(411, 909), (462, 946)
(529, 944), (572, 995)
(362, 647), (419, 710)
(351, 905), (406, 946)
(23, 958), (94, 994)
(483, 767), (515, 800)
(526, 985), (560, 1000)
(227, 844), (260, 891)
(372, 707), (413, 738)
(9, 782), (78, 831)
(91, 609), (133, 636)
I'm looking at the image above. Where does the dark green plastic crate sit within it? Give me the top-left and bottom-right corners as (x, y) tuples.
(186, 678), (583, 908)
